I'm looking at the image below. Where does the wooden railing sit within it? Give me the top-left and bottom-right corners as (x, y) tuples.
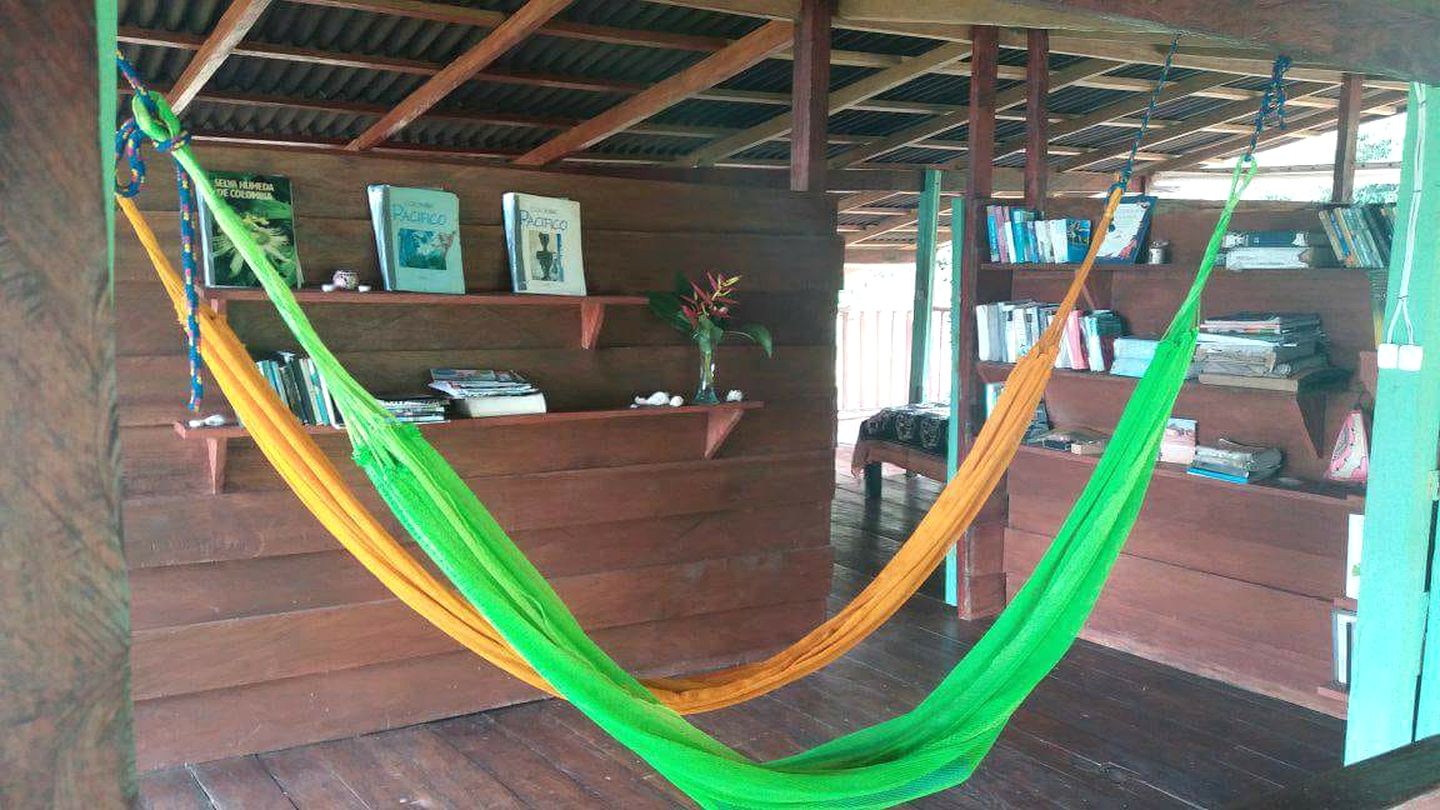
(836, 306), (953, 416)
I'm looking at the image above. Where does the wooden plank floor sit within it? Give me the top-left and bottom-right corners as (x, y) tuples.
(139, 467), (1344, 809)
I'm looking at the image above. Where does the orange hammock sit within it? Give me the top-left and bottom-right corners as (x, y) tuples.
(120, 188), (1121, 713)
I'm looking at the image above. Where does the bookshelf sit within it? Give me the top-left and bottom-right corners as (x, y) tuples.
(173, 401), (764, 494)
(205, 289), (651, 350)
(979, 198), (1375, 717)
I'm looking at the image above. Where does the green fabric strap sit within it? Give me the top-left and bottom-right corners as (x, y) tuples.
(133, 90), (1258, 808)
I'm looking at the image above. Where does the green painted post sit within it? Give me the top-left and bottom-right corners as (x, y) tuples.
(1346, 83), (1440, 764)
(945, 197), (965, 606)
(909, 169), (942, 404)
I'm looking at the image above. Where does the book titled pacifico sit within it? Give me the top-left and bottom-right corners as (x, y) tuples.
(367, 184), (465, 294)
(502, 192), (587, 296)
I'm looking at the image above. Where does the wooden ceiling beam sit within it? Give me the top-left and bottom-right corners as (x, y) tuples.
(347, 0), (577, 150)
(168, 0), (274, 113)
(513, 21), (795, 166)
(675, 41), (973, 167)
(995, 0), (1440, 84)
(288, 0), (730, 52)
(828, 57), (1122, 169)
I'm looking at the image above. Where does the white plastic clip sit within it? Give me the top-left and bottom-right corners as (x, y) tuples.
(1399, 344), (1425, 372)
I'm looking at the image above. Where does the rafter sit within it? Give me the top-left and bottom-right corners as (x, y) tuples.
(1138, 90), (1408, 177)
(1051, 81), (1334, 173)
(676, 41), (973, 167)
(168, 0), (274, 113)
(348, 0), (576, 150)
(514, 21), (795, 166)
(828, 58), (1122, 169)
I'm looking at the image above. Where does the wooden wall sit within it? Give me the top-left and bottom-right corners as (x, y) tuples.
(117, 146), (842, 770)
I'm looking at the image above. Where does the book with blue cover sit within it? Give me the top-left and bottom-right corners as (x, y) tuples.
(368, 184), (465, 294)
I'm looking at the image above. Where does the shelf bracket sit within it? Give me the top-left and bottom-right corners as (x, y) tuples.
(579, 301), (605, 350)
(1295, 390), (1329, 456)
(704, 407), (746, 459)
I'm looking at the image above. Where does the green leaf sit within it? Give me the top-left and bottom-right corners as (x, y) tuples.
(647, 291), (692, 333)
(727, 323), (773, 357)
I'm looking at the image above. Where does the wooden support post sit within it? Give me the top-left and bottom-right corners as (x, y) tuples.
(789, 0), (831, 192)
(908, 169), (941, 404)
(954, 24), (1004, 620)
(1332, 73), (1365, 203)
(0, 0), (134, 804)
(1024, 29), (1050, 208)
(1346, 84), (1440, 765)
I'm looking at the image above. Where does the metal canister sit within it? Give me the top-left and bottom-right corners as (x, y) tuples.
(1147, 240), (1170, 265)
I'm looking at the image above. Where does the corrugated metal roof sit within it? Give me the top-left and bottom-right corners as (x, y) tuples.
(115, 0), (1394, 253)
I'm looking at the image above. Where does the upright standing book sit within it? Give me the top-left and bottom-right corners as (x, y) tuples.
(1095, 195), (1157, 264)
(198, 171), (303, 288)
(368, 185), (465, 294)
(503, 192), (587, 296)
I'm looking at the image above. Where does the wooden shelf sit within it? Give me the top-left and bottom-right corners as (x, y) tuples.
(981, 262), (1176, 273)
(1316, 681), (1349, 705)
(1014, 444), (1365, 507)
(979, 361), (1347, 456)
(173, 401), (763, 493)
(204, 289), (650, 350)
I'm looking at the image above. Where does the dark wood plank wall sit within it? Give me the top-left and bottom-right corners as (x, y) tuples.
(116, 145), (841, 770)
(997, 198), (1368, 717)
(0, 1), (134, 804)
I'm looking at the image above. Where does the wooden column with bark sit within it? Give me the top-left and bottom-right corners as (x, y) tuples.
(1332, 73), (1364, 203)
(1024, 29), (1050, 208)
(0, 0), (134, 805)
(955, 24), (1005, 619)
(789, 0), (831, 192)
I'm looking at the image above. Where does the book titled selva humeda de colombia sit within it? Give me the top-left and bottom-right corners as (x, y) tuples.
(198, 171), (303, 289)
(503, 192), (587, 296)
(368, 185), (466, 294)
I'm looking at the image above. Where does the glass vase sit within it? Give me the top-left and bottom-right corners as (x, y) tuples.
(694, 336), (720, 405)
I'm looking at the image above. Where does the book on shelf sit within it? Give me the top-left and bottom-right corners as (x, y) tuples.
(1331, 607), (1357, 687)
(250, 351), (340, 427)
(975, 301), (1123, 371)
(198, 171), (303, 289)
(378, 396), (449, 424)
(1186, 439), (1282, 483)
(1109, 337), (1162, 378)
(1318, 203), (1394, 269)
(368, 185), (465, 294)
(1222, 245), (1339, 271)
(428, 368), (548, 418)
(1032, 426), (1109, 456)
(1194, 311), (1341, 391)
(981, 382), (1050, 441)
(1197, 366), (1349, 393)
(1095, 195), (1157, 264)
(1222, 230), (1330, 249)
(503, 192), (587, 296)
(983, 204), (1092, 264)
(1345, 513), (1363, 601)
(1159, 417), (1197, 465)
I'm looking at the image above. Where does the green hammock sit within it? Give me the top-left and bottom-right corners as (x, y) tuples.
(130, 89), (1264, 808)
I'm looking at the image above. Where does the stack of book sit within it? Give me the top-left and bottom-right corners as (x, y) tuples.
(428, 368), (547, 418)
(378, 397), (449, 425)
(1318, 203), (1395, 269)
(253, 351), (340, 427)
(984, 205), (1092, 264)
(1220, 230), (1338, 270)
(1186, 439), (1283, 484)
(1109, 337), (1159, 378)
(1031, 426), (1109, 456)
(975, 301), (1124, 371)
(1193, 312), (1345, 392)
